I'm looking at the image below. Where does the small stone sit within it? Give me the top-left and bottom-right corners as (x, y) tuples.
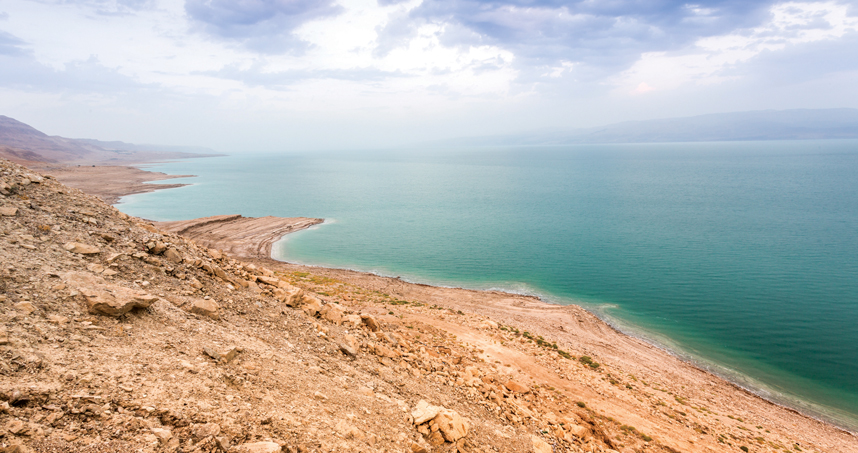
(0, 329), (8, 345)
(0, 207), (17, 216)
(410, 442), (428, 453)
(86, 263), (105, 274)
(63, 242), (100, 255)
(313, 391), (328, 400)
(190, 298), (220, 319)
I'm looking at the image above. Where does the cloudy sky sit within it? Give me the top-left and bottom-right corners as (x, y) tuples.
(1, 0), (857, 151)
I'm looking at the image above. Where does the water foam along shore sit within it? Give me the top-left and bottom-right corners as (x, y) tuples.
(55, 162), (858, 452)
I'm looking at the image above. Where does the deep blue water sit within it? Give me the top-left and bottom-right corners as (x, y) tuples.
(118, 141), (858, 429)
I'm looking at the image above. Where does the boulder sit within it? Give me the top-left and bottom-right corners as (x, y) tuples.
(190, 299), (219, 320)
(208, 248), (222, 260)
(0, 207), (17, 216)
(63, 242), (100, 255)
(234, 441), (282, 453)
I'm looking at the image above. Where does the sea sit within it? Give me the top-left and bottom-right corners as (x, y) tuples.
(117, 140), (858, 430)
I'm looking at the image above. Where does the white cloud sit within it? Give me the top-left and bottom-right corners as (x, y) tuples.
(614, 1), (858, 94)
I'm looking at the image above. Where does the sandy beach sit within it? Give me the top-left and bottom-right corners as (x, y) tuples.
(53, 163), (858, 452)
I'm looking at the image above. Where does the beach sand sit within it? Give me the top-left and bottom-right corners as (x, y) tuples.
(62, 163), (858, 453)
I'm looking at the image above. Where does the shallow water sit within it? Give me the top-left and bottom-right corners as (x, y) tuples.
(119, 140), (858, 429)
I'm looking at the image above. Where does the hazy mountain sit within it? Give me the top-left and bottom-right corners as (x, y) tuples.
(445, 109), (858, 146)
(0, 115), (219, 164)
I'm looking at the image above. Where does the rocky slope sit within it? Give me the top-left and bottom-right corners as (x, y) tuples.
(0, 157), (854, 453)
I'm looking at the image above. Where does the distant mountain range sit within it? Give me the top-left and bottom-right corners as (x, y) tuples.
(0, 115), (219, 164)
(444, 108), (858, 146)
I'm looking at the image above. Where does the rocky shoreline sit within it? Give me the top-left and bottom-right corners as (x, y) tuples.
(2, 159), (855, 453)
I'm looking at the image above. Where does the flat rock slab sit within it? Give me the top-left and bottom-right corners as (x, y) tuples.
(64, 272), (158, 316)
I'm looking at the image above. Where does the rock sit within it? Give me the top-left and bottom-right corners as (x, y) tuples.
(86, 263), (105, 273)
(163, 248), (182, 263)
(203, 347), (222, 361)
(320, 303), (345, 324)
(565, 423), (588, 438)
(48, 314), (70, 324)
(211, 264), (230, 281)
(257, 275), (281, 287)
(531, 435), (552, 453)
(192, 422), (221, 440)
(0, 207), (17, 216)
(373, 343), (399, 358)
(78, 284), (158, 316)
(434, 408), (469, 442)
(2, 444), (32, 453)
(150, 427), (172, 443)
(360, 313), (380, 332)
(504, 380), (531, 394)
(234, 441), (282, 453)
(146, 241), (167, 255)
(277, 286), (304, 307)
(208, 248), (222, 260)
(338, 342), (357, 358)
(301, 296), (322, 317)
(63, 242), (100, 254)
(190, 298), (220, 319)
(313, 391), (328, 400)
(410, 443), (428, 453)
(13, 302), (35, 315)
(343, 314), (362, 328)
(0, 328), (8, 345)
(335, 420), (365, 440)
(411, 400), (441, 425)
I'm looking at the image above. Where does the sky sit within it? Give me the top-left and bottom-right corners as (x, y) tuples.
(1, 0), (857, 151)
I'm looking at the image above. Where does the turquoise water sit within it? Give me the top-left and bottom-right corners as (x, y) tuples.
(119, 141), (858, 429)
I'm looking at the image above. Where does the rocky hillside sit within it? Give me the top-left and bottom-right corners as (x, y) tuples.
(0, 157), (656, 453)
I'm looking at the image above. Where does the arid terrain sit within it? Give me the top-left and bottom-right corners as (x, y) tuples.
(0, 157), (856, 453)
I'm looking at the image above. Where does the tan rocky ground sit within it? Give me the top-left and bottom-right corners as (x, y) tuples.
(0, 158), (856, 453)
